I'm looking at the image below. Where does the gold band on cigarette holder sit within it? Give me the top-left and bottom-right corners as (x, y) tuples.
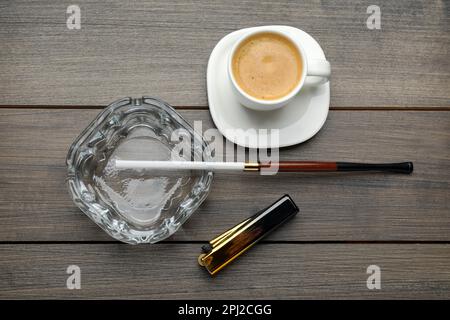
(198, 194), (299, 275)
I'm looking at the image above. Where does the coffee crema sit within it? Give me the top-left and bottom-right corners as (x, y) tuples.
(232, 32), (303, 101)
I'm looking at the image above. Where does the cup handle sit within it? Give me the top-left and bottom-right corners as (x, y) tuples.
(306, 59), (331, 85)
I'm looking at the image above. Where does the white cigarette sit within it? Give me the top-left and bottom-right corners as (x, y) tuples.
(115, 160), (246, 171)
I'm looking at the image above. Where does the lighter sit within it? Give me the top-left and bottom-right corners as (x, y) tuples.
(198, 194), (299, 275)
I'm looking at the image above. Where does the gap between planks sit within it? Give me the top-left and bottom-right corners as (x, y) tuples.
(0, 105), (450, 111)
(2, 241), (450, 245)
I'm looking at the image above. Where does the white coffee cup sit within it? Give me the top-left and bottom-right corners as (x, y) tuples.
(228, 28), (331, 111)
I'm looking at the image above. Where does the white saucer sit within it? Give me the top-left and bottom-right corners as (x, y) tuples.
(207, 25), (330, 148)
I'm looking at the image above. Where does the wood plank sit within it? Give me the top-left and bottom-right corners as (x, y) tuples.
(0, 0), (448, 107)
(0, 108), (449, 241)
(1, 244), (449, 299)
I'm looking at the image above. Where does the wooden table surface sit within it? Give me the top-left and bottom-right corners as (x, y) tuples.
(1, 0), (449, 299)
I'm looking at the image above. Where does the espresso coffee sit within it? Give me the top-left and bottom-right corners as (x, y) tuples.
(232, 32), (303, 101)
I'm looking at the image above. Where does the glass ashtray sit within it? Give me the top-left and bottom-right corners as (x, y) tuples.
(66, 97), (213, 244)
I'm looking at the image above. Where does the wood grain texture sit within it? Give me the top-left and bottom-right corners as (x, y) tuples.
(0, 108), (449, 242)
(0, 0), (449, 107)
(1, 244), (450, 299)
(1, 0), (449, 299)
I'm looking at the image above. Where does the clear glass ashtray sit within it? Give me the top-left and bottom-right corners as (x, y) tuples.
(66, 97), (213, 244)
